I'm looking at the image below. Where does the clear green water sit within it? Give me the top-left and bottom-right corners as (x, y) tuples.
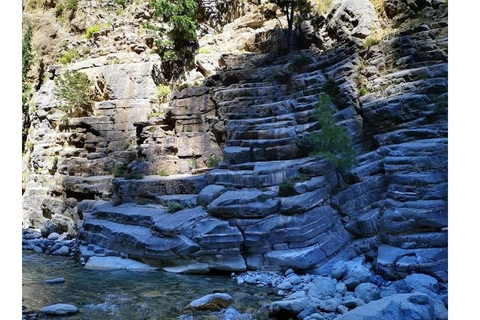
(22, 252), (278, 319)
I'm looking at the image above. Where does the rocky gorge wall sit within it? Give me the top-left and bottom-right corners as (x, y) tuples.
(23, 0), (447, 285)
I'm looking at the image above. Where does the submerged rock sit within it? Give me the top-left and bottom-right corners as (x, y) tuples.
(39, 303), (79, 316)
(185, 293), (234, 311)
(84, 256), (157, 271)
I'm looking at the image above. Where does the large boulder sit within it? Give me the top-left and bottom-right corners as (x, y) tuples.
(332, 258), (373, 289)
(327, 0), (380, 40)
(335, 293), (435, 320)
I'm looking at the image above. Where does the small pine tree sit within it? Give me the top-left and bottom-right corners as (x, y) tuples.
(300, 94), (356, 185)
(53, 70), (96, 117)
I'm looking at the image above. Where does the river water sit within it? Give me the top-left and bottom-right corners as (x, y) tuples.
(22, 252), (279, 319)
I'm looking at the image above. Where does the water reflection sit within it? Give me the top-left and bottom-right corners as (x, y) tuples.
(22, 252), (278, 319)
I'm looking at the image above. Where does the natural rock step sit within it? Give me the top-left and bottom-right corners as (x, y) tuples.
(80, 218), (153, 258)
(374, 124), (448, 146)
(113, 174), (206, 203)
(89, 202), (165, 227)
(80, 218), (202, 261)
(221, 99), (295, 119)
(207, 158), (313, 186)
(227, 119), (296, 134)
(227, 137), (296, 148)
(229, 126), (297, 141)
(62, 176), (113, 199)
(207, 188), (280, 219)
(223, 143), (302, 164)
(376, 244), (447, 282)
(155, 194), (198, 208)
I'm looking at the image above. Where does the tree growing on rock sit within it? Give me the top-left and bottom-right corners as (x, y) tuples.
(22, 21), (34, 150)
(299, 94), (356, 186)
(53, 70), (97, 117)
(269, 0), (309, 53)
(150, 0), (198, 79)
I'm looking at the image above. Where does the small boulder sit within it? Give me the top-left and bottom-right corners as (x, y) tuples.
(354, 282), (381, 303)
(277, 280), (293, 290)
(40, 219), (57, 238)
(404, 273), (439, 293)
(185, 293), (233, 311)
(269, 298), (309, 318)
(318, 297), (339, 312)
(307, 276), (337, 300)
(39, 303), (78, 316)
(44, 278), (65, 284)
(47, 232), (59, 240)
(52, 246), (70, 256)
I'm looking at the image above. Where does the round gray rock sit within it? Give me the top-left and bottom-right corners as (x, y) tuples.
(354, 282), (381, 303)
(52, 246), (70, 256)
(39, 303), (78, 316)
(47, 232), (60, 240)
(185, 293), (233, 311)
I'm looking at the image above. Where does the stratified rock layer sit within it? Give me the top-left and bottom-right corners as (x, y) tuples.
(24, 1), (447, 282)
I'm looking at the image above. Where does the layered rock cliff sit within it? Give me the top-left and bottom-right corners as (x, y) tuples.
(22, 0), (448, 284)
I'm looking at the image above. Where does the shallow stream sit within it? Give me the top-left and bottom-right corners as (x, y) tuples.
(22, 252), (279, 319)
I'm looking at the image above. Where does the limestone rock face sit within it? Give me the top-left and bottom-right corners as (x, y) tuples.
(24, 0), (447, 285)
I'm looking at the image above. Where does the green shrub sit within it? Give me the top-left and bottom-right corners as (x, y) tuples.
(198, 47), (211, 54)
(258, 194), (268, 202)
(158, 169), (170, 176)
(85, 25), (101, 39)
(314, 0), (333, 14)
(53, 70), (96, 117)
(124, 172), (144, 180)
(289, 54), (314, 73)
(166, 201), (185, 213)
(115, 0), (127, 8)
(358, 86), (370, 97)
(65, 0), (79, 11)
(207, 156), (220, 168)
(22, 22), (34, 109)
(322, 78), (340, 97)
(364, 37), (380, 48)
(59, 49), (78, 64)
(112, 163), (127, 177)
(25, 141), (34, 151)
(55, 3), (64, 17)
(147, 112), (164, 119)
(278, 180), (296, 197)
(157, 84), (171, 102)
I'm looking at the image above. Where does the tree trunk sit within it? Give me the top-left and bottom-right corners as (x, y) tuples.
(287, 5), (294, 52)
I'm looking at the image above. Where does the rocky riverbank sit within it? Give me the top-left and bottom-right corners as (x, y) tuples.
(233, 264), (448, 320)
(22, 231), (448, 320)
